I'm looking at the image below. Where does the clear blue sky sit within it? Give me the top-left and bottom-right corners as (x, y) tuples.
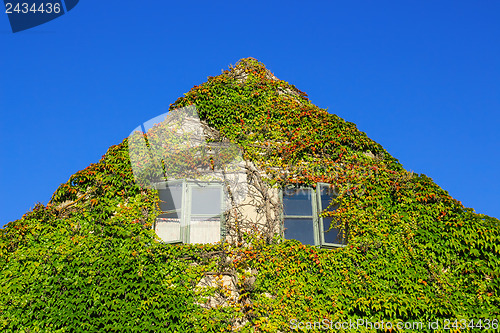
(1, 1), (499, 227)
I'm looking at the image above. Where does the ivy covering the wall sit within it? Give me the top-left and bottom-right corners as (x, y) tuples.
(0, 58), (499, 332)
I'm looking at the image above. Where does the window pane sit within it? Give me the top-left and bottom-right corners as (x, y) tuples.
(158, 183), (183, 212)
(155, 212), (181, 242)
(284, 218), (315, 245)
(191, 186), (221, 215)
(319, 184), (336, 211)
(188, 217), (220, 244)
(323, 217), (346, 245)
(283, 188), (313, 216)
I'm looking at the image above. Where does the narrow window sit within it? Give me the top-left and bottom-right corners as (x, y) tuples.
(282, 187), (315, 245)
(155, 181), (183, 243)
(317, 183), (346, 247)
(187, 185), (223, 244)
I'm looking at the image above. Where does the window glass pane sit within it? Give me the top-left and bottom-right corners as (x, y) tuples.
(323, 217), (346, 245)
(155, 212), (181, 242)
(158, 183), (183, 212)
(319, 184), (336, 211)
(284, 218), (315, 245)
(191, 186), (221, 215)
(188, 217), (221, 244)
(283, 188), (313, 216)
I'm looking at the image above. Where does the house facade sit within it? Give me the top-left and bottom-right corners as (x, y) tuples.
(128, 106), (346, 248)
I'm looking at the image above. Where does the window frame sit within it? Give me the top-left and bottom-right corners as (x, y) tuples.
(154, 180), (225, 244)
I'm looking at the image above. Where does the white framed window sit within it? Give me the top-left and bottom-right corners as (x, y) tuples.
(155, 180), (184, 243)
(282, 183), (346, 247)
(154, 180), (224, 244)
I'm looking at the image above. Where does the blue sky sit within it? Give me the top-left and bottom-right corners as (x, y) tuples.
(1, 1), (499, 227)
